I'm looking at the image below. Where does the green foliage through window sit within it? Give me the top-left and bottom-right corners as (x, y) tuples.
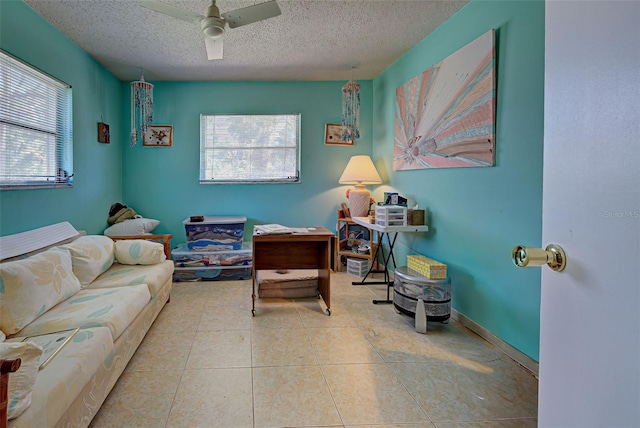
(0, 50), (73, 189)
(200, 114), (300, 184)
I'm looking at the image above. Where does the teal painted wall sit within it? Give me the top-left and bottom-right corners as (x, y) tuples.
(373, 0), (544, 360)
(0, 1), (123, 236)
(121, 80), (374, 240)
(1, 0), (543, 361)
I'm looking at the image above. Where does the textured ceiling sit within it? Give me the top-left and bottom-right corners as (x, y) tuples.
(22, 0), (469, 82)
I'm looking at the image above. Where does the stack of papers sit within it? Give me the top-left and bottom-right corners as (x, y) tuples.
(254, 224), (293, 234)
(254, 224), (309, 235)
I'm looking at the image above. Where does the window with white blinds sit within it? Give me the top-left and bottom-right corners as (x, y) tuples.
(0, 50), (73, 189)
(200, 114), (300, 184)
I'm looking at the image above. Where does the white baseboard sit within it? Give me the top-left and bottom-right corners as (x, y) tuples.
(451, 308), (539, 377)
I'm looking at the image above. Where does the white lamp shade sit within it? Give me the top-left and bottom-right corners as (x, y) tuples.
(338, 155), (382, 185)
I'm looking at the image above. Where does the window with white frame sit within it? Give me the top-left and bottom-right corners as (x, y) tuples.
(200, 114), (300, 184)
(0, 50), (73, 189)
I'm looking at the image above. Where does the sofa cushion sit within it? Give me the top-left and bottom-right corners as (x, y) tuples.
(87, 260), (174, 298)
(114, 240), (166, 265)
(0, 340), (43, 420)
(7, 327), (114, 428)
(103, 218), (160, 237)
(0, 248), (82, 335)
(17, 284), (151, 341)
(60, 235), (115, 285)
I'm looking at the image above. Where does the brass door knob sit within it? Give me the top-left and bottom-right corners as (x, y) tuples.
(512, 244), (566, 272)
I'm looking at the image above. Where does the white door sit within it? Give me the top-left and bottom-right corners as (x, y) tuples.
(539, 1), (639, 427)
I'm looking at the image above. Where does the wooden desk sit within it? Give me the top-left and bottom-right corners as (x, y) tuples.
(251, 227), (334, 316)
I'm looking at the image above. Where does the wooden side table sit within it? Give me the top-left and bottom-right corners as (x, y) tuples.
(251, 227), (334, 316)
(336, 210), (378, 272)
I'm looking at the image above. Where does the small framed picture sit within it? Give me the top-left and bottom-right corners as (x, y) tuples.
(98, 122), (110, 143)
(143, 125), (173, 147)
(325, 123), (353, 146)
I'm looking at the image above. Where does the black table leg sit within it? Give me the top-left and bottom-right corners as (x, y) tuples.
(352, 231), (389, 285)
(372, 232), (399, 305)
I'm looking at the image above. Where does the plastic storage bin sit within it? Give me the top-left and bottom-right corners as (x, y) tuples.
(171, 241), (252, 282)
(393, 266), (451, 322)
(183, 216), (246, 251)
(375, 205), (407, 227)
(172, 266), (252, 282)
(172, 242), (252, 268)
(347, 257), (369, 277)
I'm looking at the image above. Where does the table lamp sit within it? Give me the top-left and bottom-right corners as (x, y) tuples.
(339, 155), (382, 217)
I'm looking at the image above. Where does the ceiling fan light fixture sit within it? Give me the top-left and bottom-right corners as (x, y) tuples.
(201, 16), (225, 38)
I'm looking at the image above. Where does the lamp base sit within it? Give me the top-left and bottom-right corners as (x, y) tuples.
(348, 185), (370, 217)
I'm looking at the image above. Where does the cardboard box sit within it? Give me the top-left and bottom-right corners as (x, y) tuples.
(407, 255), (447, 279)
(407, 209), (425, 225)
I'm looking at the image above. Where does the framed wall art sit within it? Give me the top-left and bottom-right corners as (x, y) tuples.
(325, 123), (353, 146)
(97, 122), (110, 143)
(143, 125), (173, 147)
(394, 29), (496, 170)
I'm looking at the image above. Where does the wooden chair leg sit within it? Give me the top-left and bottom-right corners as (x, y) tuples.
(1, 358), (22, 428)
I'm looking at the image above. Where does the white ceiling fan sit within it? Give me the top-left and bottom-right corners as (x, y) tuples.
(140, 0), (281, 60)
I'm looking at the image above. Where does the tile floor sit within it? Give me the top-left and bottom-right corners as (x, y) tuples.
(90, 272), (538, 428)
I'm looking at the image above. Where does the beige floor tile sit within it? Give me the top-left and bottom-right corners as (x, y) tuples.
(388, 360), (537, 423)
(198, 304), (253, 331)
(201, 280), (254, 307)
(166, 368), (253, 428)
(170, 282), (207, 297)
(343, 301), (413, 329)
(426, 322), (503, 365)
(148, 303), (203, 334)
(309, 327), (383, 364)
(297, 300), (357, 328)
(435, 419), (537, 427)
(186, 330), (252, 369)
(88, 275), (538, 427)
(251, 302), (305, 329)
(330, 280), (381, 304)
(252, 328), (318, 366)
(253, 365), (342, 427)
(361, 324), (451, 362)
(346, 424), (434, 428)
(322, 363), (429, 425)
(90, 370), (181, 428)
(126, 331), (195, 371)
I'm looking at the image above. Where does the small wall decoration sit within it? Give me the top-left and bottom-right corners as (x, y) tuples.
(325, 123), (353, 146)
(98, 122), (110, 143)
(394, 29), (496, 170)
(143, 125), (173, 147)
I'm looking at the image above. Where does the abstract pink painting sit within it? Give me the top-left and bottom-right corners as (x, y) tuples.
(394, 29), (496, 170)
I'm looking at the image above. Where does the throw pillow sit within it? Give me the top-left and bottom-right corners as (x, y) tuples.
(0, 248), (82, 335)
(103, 218), (160, 237)
(0, 341), (44, 420)
(61, 235), (115, 285)
(114, 240), (166, 265)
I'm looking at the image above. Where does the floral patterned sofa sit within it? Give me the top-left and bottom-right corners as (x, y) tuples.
(0, 222), (173, 427)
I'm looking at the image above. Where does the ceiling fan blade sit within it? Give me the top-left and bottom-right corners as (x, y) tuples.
(205, 37), (224, 60)
(222, 0), (281, 29)
(140, 0), (203, 24)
